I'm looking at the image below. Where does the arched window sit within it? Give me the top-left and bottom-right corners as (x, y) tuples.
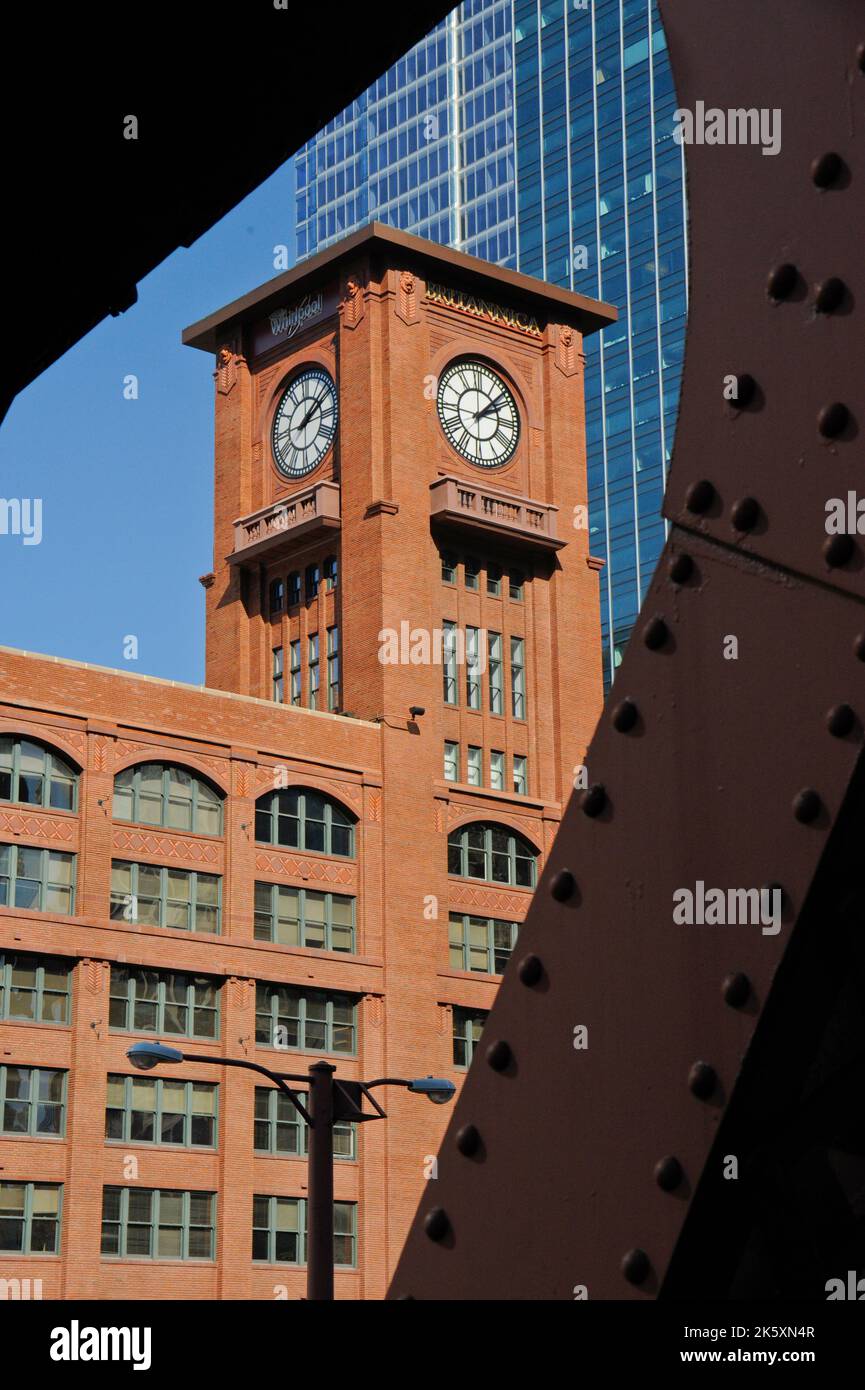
(447, 821), (537, 888)
(255, 788), (354, 858)
(0, 736), (78, 811)
(113, 763), (224, 835)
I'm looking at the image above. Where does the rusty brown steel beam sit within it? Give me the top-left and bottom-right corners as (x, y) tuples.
(388, 0), (865, 1300)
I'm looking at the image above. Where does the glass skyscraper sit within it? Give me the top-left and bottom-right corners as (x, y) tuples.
(295, 0), (687, 685)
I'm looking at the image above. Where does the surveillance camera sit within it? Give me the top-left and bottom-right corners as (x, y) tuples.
(409, 705), (425, 718)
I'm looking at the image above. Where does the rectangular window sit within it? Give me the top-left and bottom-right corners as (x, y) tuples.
(272, 647), (284, 703)
(465, 555), (480, 590)
(443, 621), (458, 705)
(487, 562), (502, 597)
(253, 884), (354, 953)
(490, 750), (505, 790)
(110, 862), (221, 935)
(105, 1075), (216, 1149)
(0, 1066), (66, 1137)
(324, 555), (338, 591)
(289, 640), (301, 706)
(0, 1181), (62, 1254)
(254, 1087), (354, 1160)
(252, 1196), (356, 1267)
(108, 965), (219, 1040)
(449, 915), (518, 974)
(0, 844), (76, 915)
(287, 572), (301, 607)
(327, 626), (339, 712)
(511, 637), (526, 719)
(509, 568), (524, 601)
(466, 627), (481, 709)
(441, 550), (457, 584)
(513, 755), (528, 796)
(305, 564), (320, 603)
(488, 631), (503, 714)
(269, 578), (284, 616)
(452, 1007), (488, 1068)
(255, 983), (357, 1055)
(443, 741), (459, 782)
(0, 952), (72, 1025)
(467, 746), (482, 787)
(101, 1186), (215, 1261)
(308, 634), (320, 710)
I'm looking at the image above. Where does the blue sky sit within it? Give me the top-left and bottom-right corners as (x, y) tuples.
(0, 159), (296, 687)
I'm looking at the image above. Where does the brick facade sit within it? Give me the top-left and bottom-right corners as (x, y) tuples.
(0, 225), (612, 1299)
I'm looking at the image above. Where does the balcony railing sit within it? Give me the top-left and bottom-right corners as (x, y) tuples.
(228, 481), (340, 565)
(429, 475), (564, 552)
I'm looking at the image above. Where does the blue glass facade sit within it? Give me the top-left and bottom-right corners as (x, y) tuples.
(295, 0), (517, 266)
(295, 0), (688, 685)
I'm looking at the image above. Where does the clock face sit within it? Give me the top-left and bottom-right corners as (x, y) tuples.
(271, 367), (338, 477)
(436, 360), (520, 467)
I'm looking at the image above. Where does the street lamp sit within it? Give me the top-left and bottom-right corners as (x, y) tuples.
(125, 1042), (454, 1299)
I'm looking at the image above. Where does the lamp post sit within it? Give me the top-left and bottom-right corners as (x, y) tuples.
(126, 1040), (454, 1300)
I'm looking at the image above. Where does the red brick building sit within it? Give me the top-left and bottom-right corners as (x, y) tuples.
(0, 225), (613, 1299)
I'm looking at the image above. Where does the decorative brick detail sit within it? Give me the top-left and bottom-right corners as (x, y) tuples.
(83, 960), (106, 995)
(91, 734), (113, 771)
(449, 887), (529, 917)
(365, 995), (384, 1027)
(366, 789), (382, 823)
(342, 272), (365, 329)
(395, 270), (419, 325)
(253, 766), (362, 813)
(112, 829), (222, 864)
(215, 346), (240, 395)
(554, 324), (580, 377)
(0, 809), (76, 842)
(229, 976), (254, 1010)
(254, 851), (356, 887)
(234, 762), (253, 798)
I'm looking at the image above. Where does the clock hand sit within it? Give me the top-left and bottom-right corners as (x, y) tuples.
(474, 396), (507, 422)
(298, 402), (319, 431)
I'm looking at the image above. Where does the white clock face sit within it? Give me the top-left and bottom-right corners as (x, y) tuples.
(437, 360), (520, 467)
(272, 367), (338, 477)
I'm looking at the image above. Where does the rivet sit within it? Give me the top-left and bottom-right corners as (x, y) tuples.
(668, 552), (693, 584)
(793, 788), (821, 824)
(550, 869), (576, 902)
(854, 633), (865, 662)
(654, 1156), (684, 1192)
(518, 953), (543, 986)
(424, 1207), (449, 1241)
(858, 41), (865, 73)
(643, 616), (669, 650)
(823, 534), (854, 568)
(811, 151), (843, 188)
(827, 703), (855, 737)
(731, 497), (759, 532)
(818, 401), (850, 438)
(688, 1061), (717, 1100)
(456, 1124), (481, 1157)
(612, 698), (638, 732)
(685, 479), (715, 514)
(486, 1040), (511, 1072)
(815, 277), (846, 314)
(767, 263), (797, 300)
(621, 1248), (650, 1285)
(580, 783), (606, 817)
(731, 373), (757, 408)
(722, 971), (751, 1008)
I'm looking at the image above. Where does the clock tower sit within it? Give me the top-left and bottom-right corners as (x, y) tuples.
(184, 222), (614, 806)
